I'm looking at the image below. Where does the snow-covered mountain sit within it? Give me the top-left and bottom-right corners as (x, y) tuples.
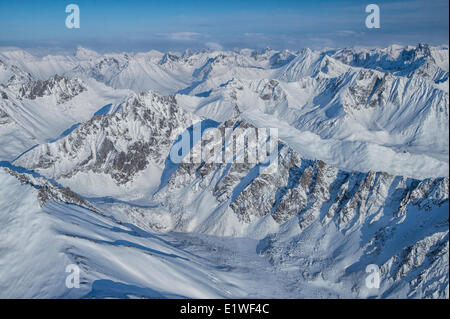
(1, 167), (296, 298)
(0, 44), (448, 299)
(14, 91), (199, 198)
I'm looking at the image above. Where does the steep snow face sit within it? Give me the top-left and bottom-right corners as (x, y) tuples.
(281, 69), (449, 164)
(0, 47), (78, 80)
(176, 77), (448, 179)
(1, 168), (301, 299)
(68, 51), (197, 95)
(14, 91), (199, 199)
(0, 62), (132, 161)
(331, 44), (449, 82)
(1, 45), (448, 175)
(152, 116), (448, 234)
(0, 169), (75, 298)
(3, 112), (448, 299)
(0, 59), (27, 85)
(278, 49), (351, 81)
(146, 117), (449, 298)
(173, 46), (449, 179)
(14, 105), (448, 297)
(0, 44), (448, 299)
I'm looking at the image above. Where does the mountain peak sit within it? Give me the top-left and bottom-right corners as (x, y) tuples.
(75, 46), (100, 60)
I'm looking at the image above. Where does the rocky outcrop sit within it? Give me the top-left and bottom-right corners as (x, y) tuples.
(0, 106), (9, 124)
(3, 167), (95, 210)
(14, 91), (199, 184)
(18, 74), (86, 103)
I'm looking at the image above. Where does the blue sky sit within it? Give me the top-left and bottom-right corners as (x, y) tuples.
(0, 0), (448, 53)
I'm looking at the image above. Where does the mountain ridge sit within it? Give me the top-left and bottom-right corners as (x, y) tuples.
(0, 43), (448, 298)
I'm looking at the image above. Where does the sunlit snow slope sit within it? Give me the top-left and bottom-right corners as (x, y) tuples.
(0, 43), (448, 299)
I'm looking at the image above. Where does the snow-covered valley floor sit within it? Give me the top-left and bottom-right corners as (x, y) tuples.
(0, 168), (299, 298)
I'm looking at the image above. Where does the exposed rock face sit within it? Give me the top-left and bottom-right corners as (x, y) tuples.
(3, 43), (448, 298)
(150, 114), (448, 298)
(14, 91), (199, 184)
(380, 231), (448, 298)
(259, 79), (284, 101)
(3, 168), (95, 210)
(159, 53), (181, 65)
(18, 74), (86, 103)
(12, 97), (449, 298)
(157, 115), (448, 229)
(87, 56), (129, 83)
(332, 43), (446, 82)
(0, 106), (9, 124)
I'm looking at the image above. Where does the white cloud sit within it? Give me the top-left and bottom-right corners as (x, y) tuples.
(334, 30), (364, 38)
(169, 32), (201, 41)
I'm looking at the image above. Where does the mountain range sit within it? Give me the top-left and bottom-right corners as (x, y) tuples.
(0, 43), (448, 298)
